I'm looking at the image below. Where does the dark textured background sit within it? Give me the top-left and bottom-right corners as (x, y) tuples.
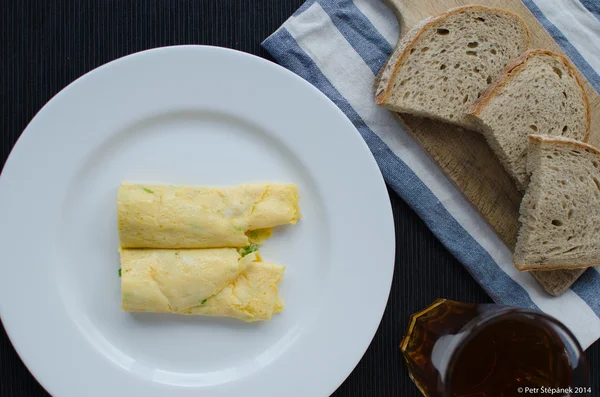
(0, 1), (598, 396)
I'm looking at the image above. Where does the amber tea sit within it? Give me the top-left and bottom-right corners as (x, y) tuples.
(401, 299), (589, 397)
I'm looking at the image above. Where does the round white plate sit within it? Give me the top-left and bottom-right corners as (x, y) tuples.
(0, 46), (395, 397)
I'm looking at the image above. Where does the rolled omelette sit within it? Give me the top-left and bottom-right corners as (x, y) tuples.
(121, 248), (284, 321)
(183, 262), (285, 321)
(118, 182), (300, 248)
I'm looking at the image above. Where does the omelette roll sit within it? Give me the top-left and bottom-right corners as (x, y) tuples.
(183, 262), (285, 322)
(117, 183), (300, 248)
(120, 248), (259, 313)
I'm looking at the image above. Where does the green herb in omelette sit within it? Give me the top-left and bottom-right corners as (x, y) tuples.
(142, 187), (154, 194)
(201, 299), (207, 305)
(238, 244), (260, 257)
(118, 268), (122, 277)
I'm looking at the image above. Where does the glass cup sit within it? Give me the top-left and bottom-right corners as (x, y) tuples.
(401, 299), (590, 397)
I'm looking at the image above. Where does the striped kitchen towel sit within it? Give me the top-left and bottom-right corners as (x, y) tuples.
(262, 0), (600, 349)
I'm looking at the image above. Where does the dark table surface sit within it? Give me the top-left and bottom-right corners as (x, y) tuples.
(0, 1), (598, 396)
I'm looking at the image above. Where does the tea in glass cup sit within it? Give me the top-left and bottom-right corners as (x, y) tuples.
(401, 299), (590, 397)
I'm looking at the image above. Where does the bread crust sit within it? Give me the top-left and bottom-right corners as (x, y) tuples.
(374, 5), (530, 105)
(528, 134), (600, 155)
(468, 49), (591, 143)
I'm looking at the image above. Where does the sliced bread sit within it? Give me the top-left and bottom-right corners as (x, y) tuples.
(514, 135), (600, 271)
(375, 5), (529, 129)
(468, 50), (590, 192)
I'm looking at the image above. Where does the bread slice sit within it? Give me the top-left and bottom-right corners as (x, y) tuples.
(514, 135), (600, 271)
(375, 5), (529, 129)
(468, 50), (590, 192)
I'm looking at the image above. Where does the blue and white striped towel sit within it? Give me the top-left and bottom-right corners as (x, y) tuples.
(262, 0), (600, 349)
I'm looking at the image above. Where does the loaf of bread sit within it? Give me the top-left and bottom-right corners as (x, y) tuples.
(469, 50), (590, 192)
(375, 5), (529, 129)
(514, 135), (600, 271)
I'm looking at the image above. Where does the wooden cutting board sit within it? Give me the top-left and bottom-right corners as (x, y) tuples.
(383, 0), (600, 295)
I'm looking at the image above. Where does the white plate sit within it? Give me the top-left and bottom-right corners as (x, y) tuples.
(0, 46), (395, 397)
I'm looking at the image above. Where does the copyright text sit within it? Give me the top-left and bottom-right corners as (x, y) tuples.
(517, 386), (592, 394)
